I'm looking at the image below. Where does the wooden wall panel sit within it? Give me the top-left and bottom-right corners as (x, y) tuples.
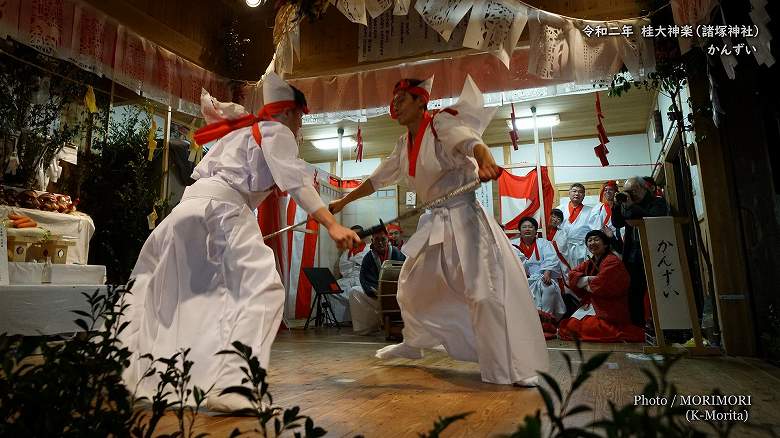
(84, 0), (275, 78)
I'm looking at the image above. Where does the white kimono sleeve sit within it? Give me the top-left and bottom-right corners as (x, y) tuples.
(538, 239), (562, 276)
(259, 122), (325, 215)
(289, 185), (325, 215)
(368, 141), (403, 189)
(431, 112), (483, 157)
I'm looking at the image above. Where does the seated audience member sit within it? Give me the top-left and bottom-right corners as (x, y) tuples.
(516, 217), (566, 320)
(348, 228), (406, 334)
(559, 230), (644, 343)
(546, 208), (571, 275)
(331, 225), (371, 322)
(387, 223), (404, 250)
(591, 180), (618, 235)
(547, 208), (579, 317)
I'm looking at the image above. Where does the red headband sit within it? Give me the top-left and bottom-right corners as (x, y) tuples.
(386, 224), (402, 233)
(390, 80), (430, 120)
(599, 180), (618, 202)
(193, 100), (309, 145)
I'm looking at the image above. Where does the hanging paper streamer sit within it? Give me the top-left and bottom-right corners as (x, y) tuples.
(462, 0), (528, 68)
(414, 0), (474, 41)
(365, 0), (393, 18)
(147, 119), (157, 161)
(84, 85), (98, 113)
(508, 102), (519, 150)
(393, 0), (411, 15)
(594, 92), (610, 166)
(335, 0), (368, 25)
(355, 124), (364, 162)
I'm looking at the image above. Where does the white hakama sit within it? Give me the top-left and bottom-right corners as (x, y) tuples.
(121, 122), (324, 402)
(371, 77), (549, 384)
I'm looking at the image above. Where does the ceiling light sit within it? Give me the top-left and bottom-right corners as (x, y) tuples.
(246, 0), (262, 7)
(311, 137), (357, 150)
(506, 114), (560, 130)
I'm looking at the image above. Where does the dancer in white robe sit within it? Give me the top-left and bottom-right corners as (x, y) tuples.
(120, 73), (359, 412)
(331, 225), (371, 322)
(590, 180), (618, 235)
(556, 183), (594, 269)
(516, 217), (566, 319)
(330, 76), (549, 385)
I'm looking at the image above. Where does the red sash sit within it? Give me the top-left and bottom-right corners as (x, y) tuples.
(601, 203), (612, 226)
(518, 240), (539, 260)
(568, 202), (584, 224)
(348, 242), (366, 259)
(407, 109), (459, 177)
(377, 246), (390, 263)
(407, 112), (432, 177)
(551, 240), (571, 270)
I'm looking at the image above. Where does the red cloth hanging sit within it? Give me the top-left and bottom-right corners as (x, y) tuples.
(498, 167), (555, 231)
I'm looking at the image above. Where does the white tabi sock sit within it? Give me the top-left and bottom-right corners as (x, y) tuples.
(206, 392), (267, 414)
(513, 375), (540, 388)
(375, 343), (423, 360)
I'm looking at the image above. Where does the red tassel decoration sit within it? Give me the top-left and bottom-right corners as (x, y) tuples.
(594, 92), (610, 167)
(594, 144), (610, 166)
(355, 125), (364, 162)
(509, 102), (519, 151)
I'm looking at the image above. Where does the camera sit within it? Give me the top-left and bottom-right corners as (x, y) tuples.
(614, 192), (628, 204)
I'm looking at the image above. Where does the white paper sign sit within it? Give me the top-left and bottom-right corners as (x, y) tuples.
(358, 10), (467, 62)
(642, 217), (692, 330)
(405, 191), (417, 206)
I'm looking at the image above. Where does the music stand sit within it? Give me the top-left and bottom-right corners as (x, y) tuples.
(302, 268), (343, 329)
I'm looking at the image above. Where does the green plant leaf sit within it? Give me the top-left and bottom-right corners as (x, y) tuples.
(538, 371), (562, 402)
(582, 352), (611, 373)
(219, 386), (256, 402)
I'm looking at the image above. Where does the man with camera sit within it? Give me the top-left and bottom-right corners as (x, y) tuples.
(611, 176), (670, 327)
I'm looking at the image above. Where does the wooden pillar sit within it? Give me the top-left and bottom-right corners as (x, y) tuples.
(544, 140), (557, 207)
(687, 69), (755, 356)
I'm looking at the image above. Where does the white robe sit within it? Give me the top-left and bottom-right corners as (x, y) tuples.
(369, 77), (548, 384)
(557, 202), (594, 268)
(332, 245), (370, 322)
(121, 122), (324, 401)
(589, 202), (616, 233)
(519, 239), (566, 319)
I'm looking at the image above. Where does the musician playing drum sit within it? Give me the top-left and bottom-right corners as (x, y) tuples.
(329, 75), (549, 386)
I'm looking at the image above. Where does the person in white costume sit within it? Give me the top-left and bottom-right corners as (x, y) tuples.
(120, 73), (360, 413)
(555, 183), (594, 269)
(589, 180), (618, 235)
(515, 217), (566, 319)
(329, 76), (549, 385)
(330, 225), (371, 322)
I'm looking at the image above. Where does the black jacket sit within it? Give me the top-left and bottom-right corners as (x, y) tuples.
(611, 192), (669, 265)
(359, 246), (406, 297)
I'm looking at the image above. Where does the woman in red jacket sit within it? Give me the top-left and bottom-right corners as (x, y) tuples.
(559, 230), (644, 343)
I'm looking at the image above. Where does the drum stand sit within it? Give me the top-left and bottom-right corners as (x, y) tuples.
(304, 292), (341, 329)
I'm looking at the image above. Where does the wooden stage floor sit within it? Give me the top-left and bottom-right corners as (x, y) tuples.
(155, 328), (780, 437)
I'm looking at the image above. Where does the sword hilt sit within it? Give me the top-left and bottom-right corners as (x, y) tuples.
(357, 219), (385, 240)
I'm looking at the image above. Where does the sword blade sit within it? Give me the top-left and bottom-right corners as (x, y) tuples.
(263, 219), (309, 240)
(357, 179), (483, 239)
